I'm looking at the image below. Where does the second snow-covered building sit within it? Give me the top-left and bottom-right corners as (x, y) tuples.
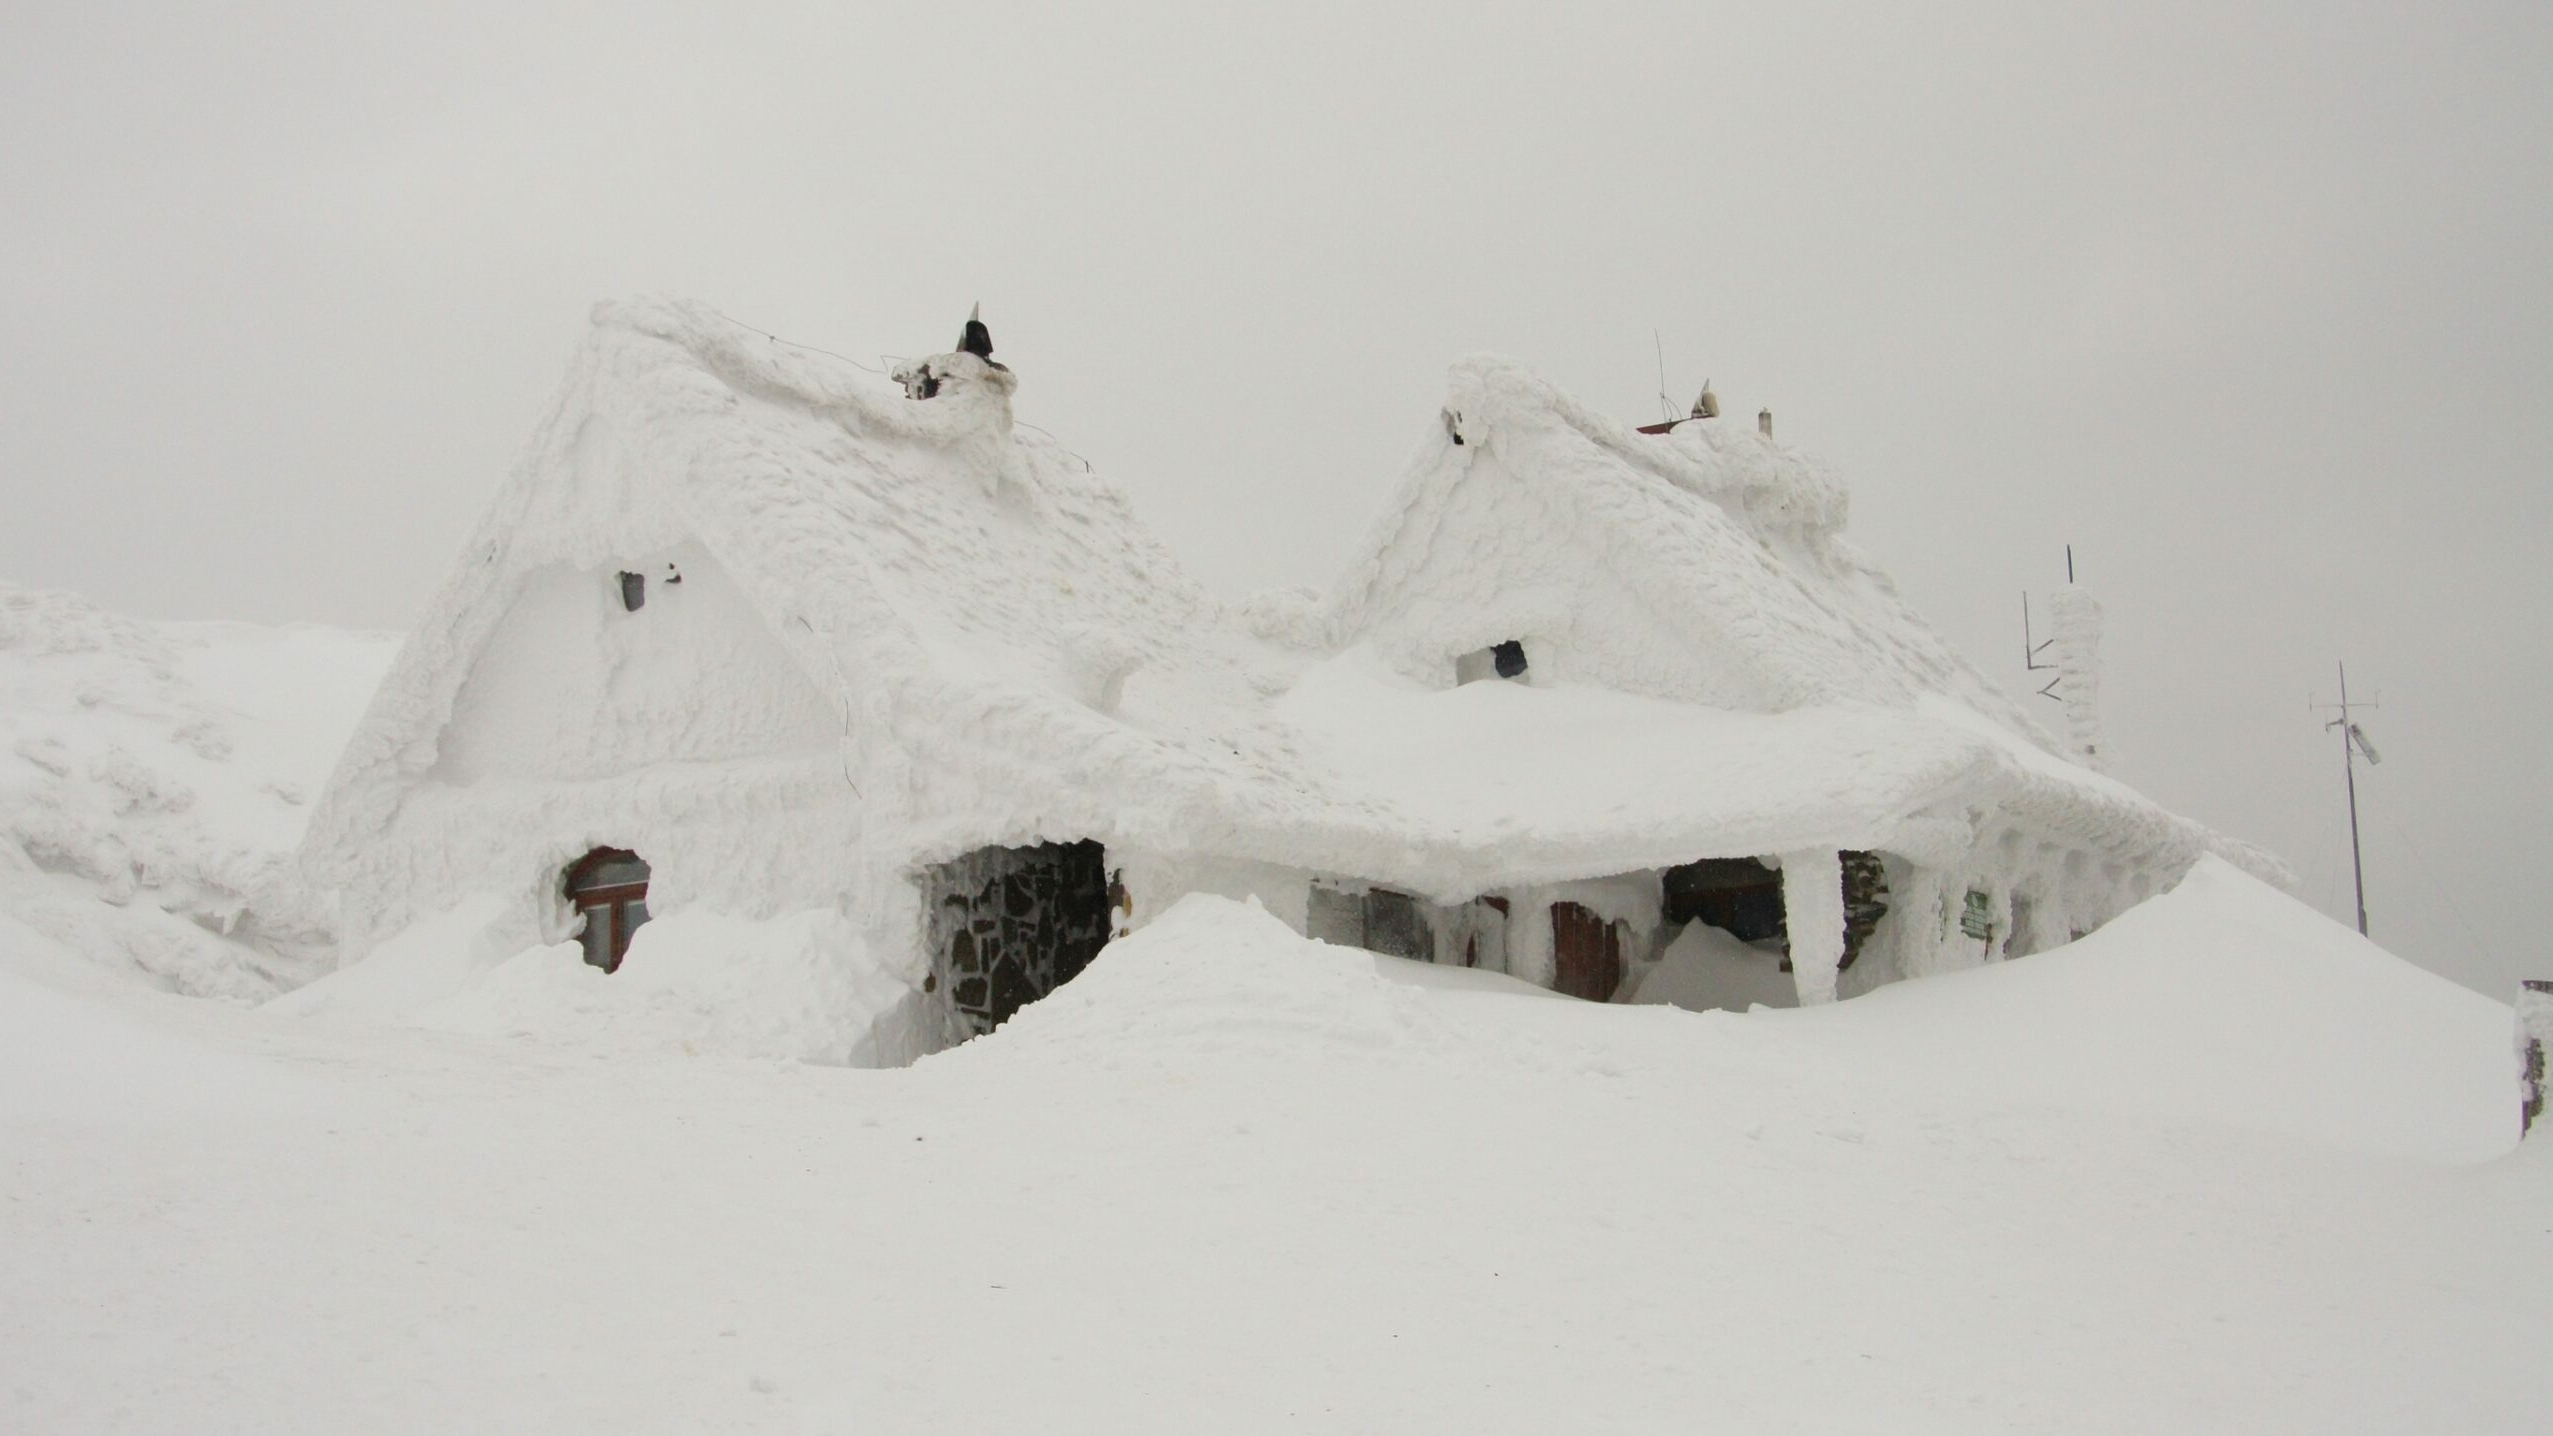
(298, 298), (2276, 1062)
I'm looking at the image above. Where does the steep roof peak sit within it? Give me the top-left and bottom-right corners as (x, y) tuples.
(1438, 354), (1848, 535)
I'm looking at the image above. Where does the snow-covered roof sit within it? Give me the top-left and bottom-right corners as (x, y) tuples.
(1323, 354), (2281, 883)
(305, 299), (2274, 902)
(1334, 355), (2050, 729)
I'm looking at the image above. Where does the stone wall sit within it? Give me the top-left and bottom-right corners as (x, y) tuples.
(922, 841), (1113, 1040)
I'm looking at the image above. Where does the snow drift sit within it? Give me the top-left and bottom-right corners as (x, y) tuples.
(275, 901), (934, 1067)
(4, 841), (2540, 1434)
(1749, 856), (2519, 1161)
(955, 858), (2515, 1164)
(0, 583), (393, 998)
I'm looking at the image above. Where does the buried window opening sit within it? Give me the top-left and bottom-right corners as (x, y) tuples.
(1659, 852), (1891, 973)
(566, 847), (651, 973)
(1455, 639), (1530, 686)
(1308, 882), (1436, 962)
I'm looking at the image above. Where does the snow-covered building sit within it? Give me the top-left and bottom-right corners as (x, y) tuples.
(299, 298), (2277, 1061)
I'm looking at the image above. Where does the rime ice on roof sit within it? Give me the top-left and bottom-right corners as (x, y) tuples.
(298, 298), (2280, 1063)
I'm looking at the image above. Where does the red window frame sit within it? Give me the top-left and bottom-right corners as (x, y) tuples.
(565, 848), (650, 973)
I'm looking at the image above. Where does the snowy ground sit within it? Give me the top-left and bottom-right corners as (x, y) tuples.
(6, 858), (2546, 1433)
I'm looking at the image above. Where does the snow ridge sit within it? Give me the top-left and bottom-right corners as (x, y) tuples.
(0, 583), (392, 997)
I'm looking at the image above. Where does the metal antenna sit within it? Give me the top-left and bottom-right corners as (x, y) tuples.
(2021, 545), (2071, 700)
(1653, 330), (1675, 424)
(2312, 661), (2383, 936)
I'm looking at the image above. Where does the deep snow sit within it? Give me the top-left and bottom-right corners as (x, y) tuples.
(0, 583), (394, 998)
(3, 856), (2544, 1434)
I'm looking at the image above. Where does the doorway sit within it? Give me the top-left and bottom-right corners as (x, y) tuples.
(1551, 900), (1626, 1001)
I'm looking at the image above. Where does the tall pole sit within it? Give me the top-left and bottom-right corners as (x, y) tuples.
(2338, 661), (2368, 936)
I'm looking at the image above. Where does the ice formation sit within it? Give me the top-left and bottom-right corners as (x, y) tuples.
(2034, 583), (2109, 771)
(292, 297), (2287, 1063)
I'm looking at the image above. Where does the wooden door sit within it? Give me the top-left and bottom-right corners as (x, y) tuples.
(1551, 901), (1624, 1002)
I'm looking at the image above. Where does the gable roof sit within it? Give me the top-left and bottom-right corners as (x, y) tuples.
(1325, 356), (2281, 881)
(1333, 356), (2055, 735)
(304, 300), (2277, 904)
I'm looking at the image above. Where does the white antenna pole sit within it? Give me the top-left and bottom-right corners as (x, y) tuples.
(1653, 330), (1674, 424)
(2317, 661), (2378, 936)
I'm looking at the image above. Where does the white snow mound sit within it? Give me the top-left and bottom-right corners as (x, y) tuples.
(0, 583), (395, 998)
(0, 908), (334, 1124)
(1762, 854), (2518, 1160)
(953, 861), (2516, 1163)
(279, 904), (933, 1067)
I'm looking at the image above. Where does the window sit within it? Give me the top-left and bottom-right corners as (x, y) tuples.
(566, 848), (651, 972)
(1455, 639), (1529, 685)
(1959, 887), (1996, 942)
(1306, 881), (1435, 962)
(1362, 888), (1429, 961)
(617, 571), (645, 611)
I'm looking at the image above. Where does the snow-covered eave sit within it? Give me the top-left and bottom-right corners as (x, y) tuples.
(1214, 810), (1978, 907)
(873, 679), (1995, 906)
(1961, 736), (2294, 889)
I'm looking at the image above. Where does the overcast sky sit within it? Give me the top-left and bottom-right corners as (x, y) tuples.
(6, 2), (2548, 997)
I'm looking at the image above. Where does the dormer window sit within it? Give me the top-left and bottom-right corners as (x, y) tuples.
(1456, 639), (1529, 685)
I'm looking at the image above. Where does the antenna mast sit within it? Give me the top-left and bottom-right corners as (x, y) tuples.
(2021, 544), (2073, 701)
(1653, 330), (1675, 424)
(2313, 661), (2382, 936)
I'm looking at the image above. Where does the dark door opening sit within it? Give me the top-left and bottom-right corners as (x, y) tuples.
(1551, 900), (1626, 1001)
(1662, 857), (1787, 943)
(566, 847), (651, 973)
(924, 840), (1113, 1039)
(1660, 853), (1891, 973)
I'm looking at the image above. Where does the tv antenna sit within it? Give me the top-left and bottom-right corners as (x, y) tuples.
(1653, 330), (1676, 424)
(2019, 544), (2076, 701)
(2312, 661), (2382, 936)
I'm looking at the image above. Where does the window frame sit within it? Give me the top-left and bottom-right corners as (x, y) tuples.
(565, 847), (651, 973)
